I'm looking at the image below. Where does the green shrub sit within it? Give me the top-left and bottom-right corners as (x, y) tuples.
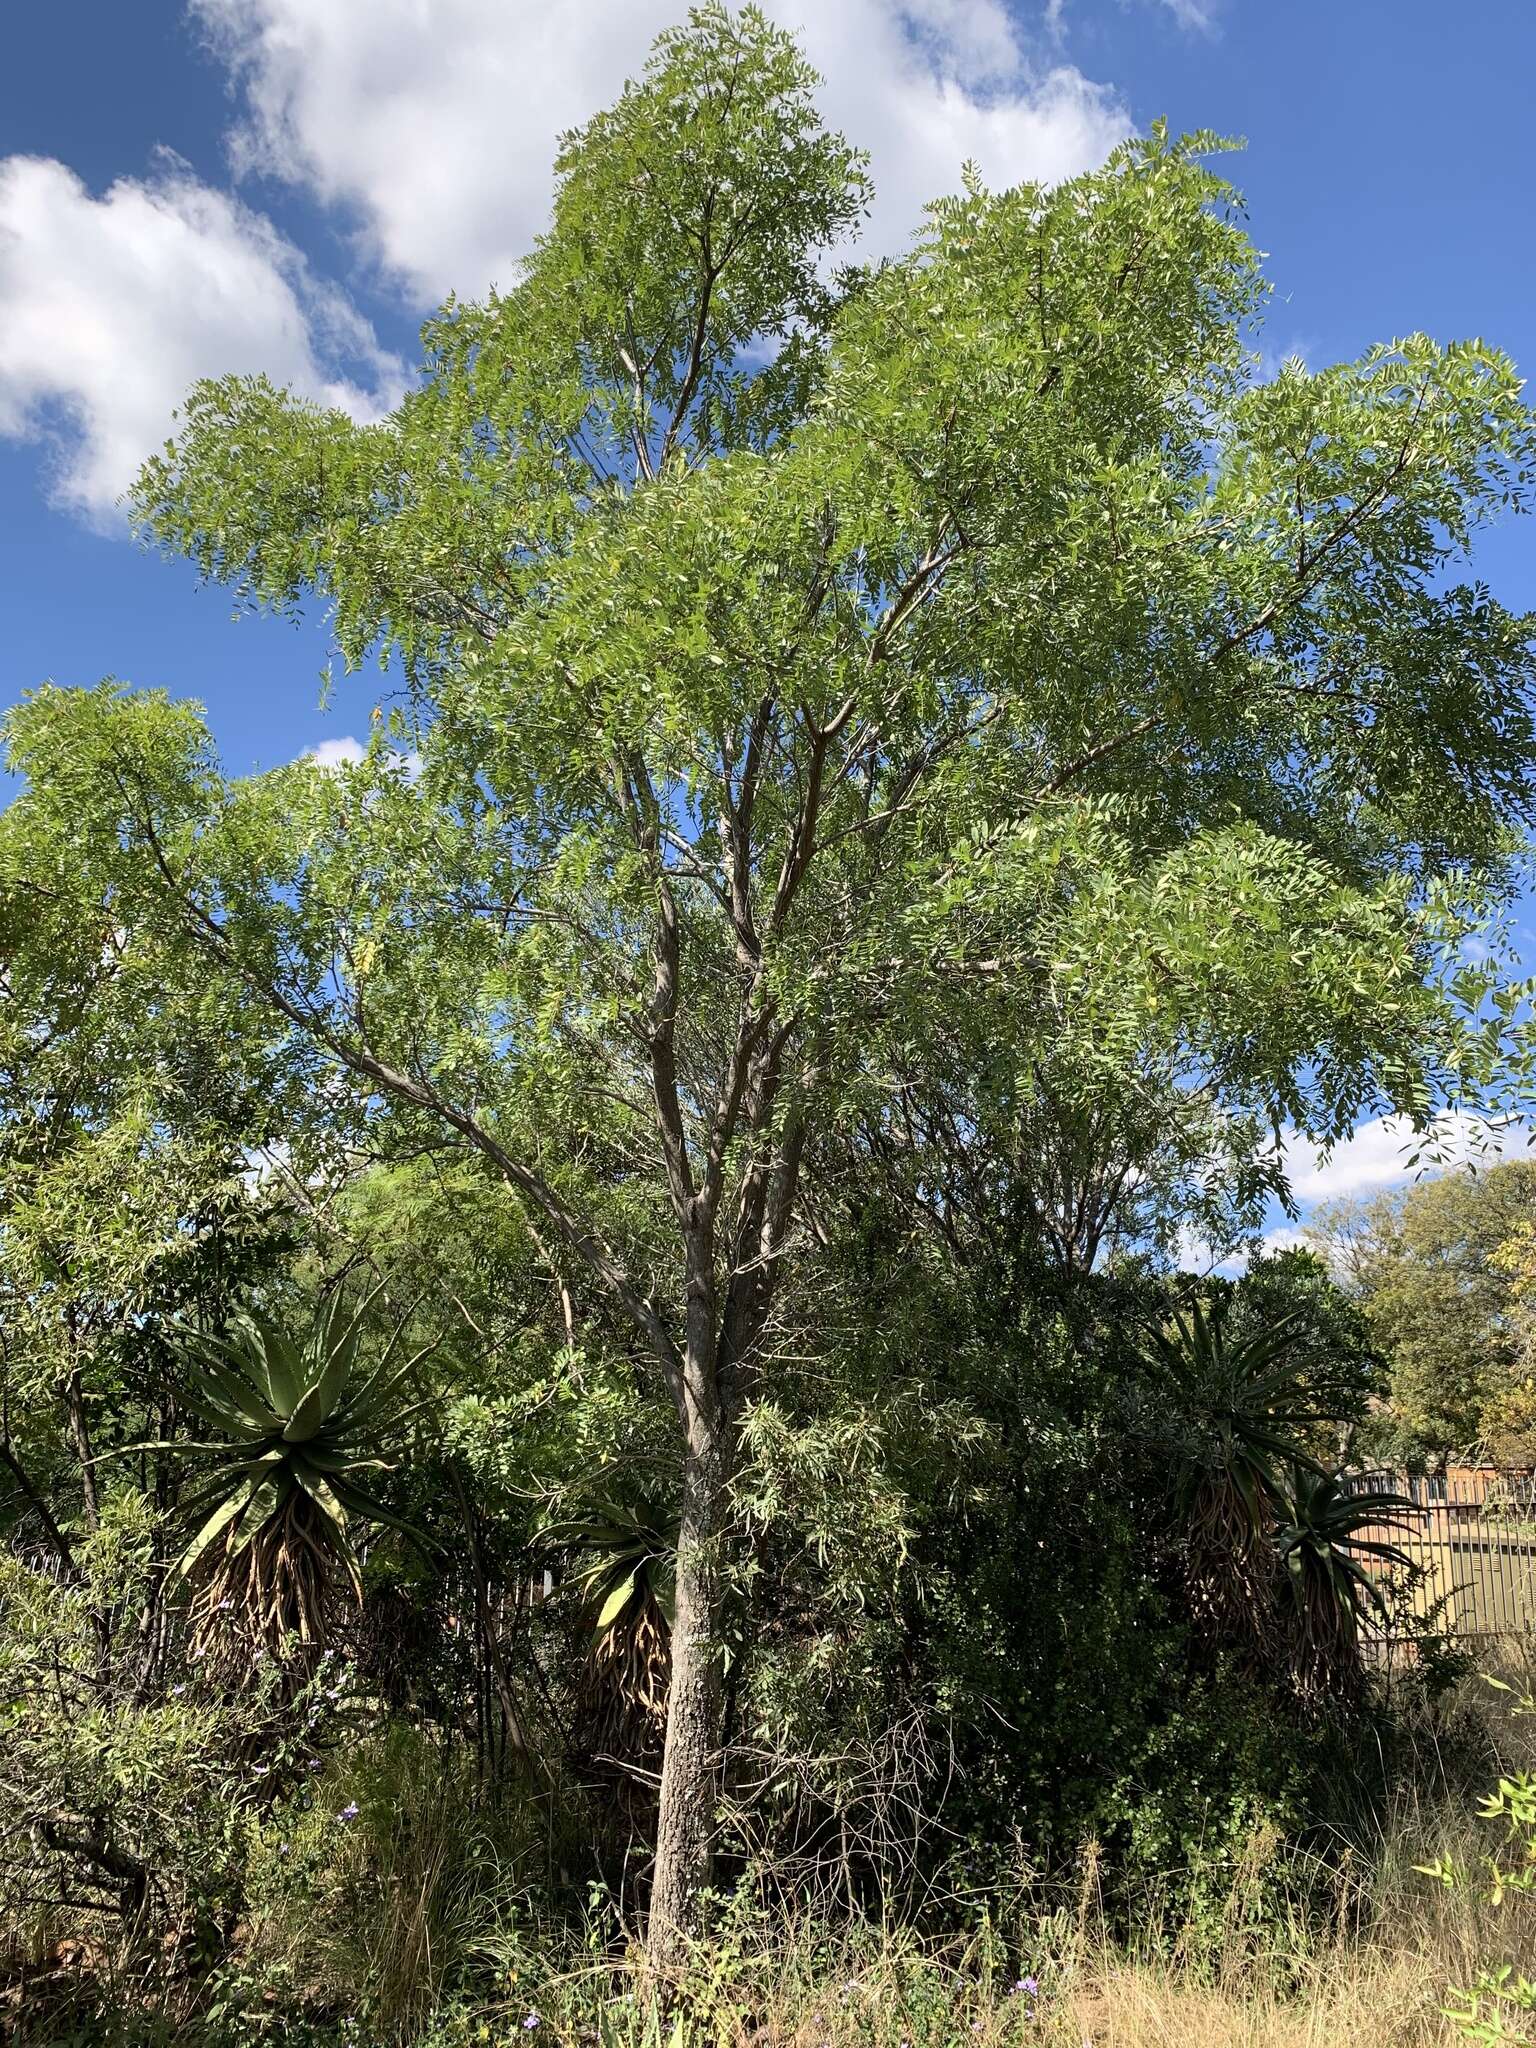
(0, 1492), (353, 2041)
(0, 1503), (254, 1970)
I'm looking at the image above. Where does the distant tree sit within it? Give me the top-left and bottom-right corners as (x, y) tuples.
(1480, 1205), (1536, 1463)
(1312, 1163), (1536, 1462)
(12, 3), (1536, 1961)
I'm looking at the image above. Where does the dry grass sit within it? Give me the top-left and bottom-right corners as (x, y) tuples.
(1053, 1855), (1498, 2048)
(201, 1658), (1536, 2044)
(622, 1783), (1536, 2048)
(431, 1812), (1536, 2048)
(1060, 1958), (1441, 2048)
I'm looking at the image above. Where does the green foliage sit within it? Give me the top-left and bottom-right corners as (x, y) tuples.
(1130, 1287), (1418, 1706)
(1136, 1295), (1319, 1657)
(0, 672), (300, 1571)
(1102, 1671), (1311, 1939)
(547, 1494), (679, 1639)
(0, 1495), (345, 1989)
(6, 2), (1536, 2027)
(1144, 1297), (1320, 1522)
(1224, 1248), (1387, 1457)
(541, 1486), (679, 1763)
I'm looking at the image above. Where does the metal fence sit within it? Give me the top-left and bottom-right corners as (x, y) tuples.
(1348, 1467), (1536, 1640)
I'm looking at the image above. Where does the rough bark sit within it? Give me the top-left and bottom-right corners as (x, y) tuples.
(646, 1386), (732, 1977)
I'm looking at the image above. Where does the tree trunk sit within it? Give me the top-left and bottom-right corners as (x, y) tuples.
(63, 1359), (99, 1533)
(646, 1403), (732, 1977)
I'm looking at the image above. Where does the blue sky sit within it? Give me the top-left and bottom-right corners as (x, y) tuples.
(3, 0), (1534, 1212)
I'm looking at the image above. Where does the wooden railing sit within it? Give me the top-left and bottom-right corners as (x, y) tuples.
(1347, 1467), (1536, 1639)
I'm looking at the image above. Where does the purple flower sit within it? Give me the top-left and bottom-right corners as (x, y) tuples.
(1012, 1977), (1038, 1997)
(170, 1684), (186, 1697)
(278, 1843), (291, 1857)
(522, 2014), (540, 2031)
(337, 1802), (359, 1823)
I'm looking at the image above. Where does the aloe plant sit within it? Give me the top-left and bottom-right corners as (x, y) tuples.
(540, 1490), (678, 1762)
(1142, 1297), (1321, 1649)
(1143, 1300), (1417, 1694)
(1273, 1463), (1417, 1695)
(165, 1289), (431, 1666)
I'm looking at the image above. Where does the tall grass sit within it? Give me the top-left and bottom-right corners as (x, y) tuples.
(238, 1724), (545, 2038)
(488, 1810), (1532, 2048)
(199, 1656), (1536, 2045)
(228, 1781), (1536, 2046)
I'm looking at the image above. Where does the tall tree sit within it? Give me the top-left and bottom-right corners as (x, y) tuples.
(14, 3), (1536, 1959)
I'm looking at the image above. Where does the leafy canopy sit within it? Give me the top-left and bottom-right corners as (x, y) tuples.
(8, 1), (1536, 1418)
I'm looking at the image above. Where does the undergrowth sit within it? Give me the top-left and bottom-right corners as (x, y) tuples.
(15, 1657), (1536, 2047)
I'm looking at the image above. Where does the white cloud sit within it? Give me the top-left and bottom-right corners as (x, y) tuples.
(1050, 0), (1217, 35)
(0, 151), (404, 524)
(301, 734), (429, 782)
(189, 0), (1131, 304)
(1149, 0), (1219, 30)
(1282, 1113), (1536, 1208)
(2, 6), (1128, 531)
(1257, 1223), (1308, 1256)
(303, 735), (368, 771)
